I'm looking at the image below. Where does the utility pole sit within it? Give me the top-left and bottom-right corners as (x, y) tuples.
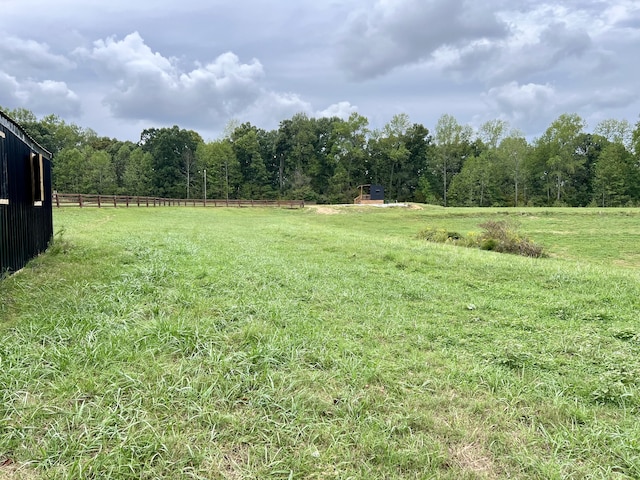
(225, 160), (229, 206)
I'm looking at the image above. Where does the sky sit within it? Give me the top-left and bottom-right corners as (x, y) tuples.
(0, 0), (639, 142)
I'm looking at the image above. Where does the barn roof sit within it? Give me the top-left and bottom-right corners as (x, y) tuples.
(0, 109), (52, 158)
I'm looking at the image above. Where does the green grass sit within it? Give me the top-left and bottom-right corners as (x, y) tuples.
(1, 205), (640, 479)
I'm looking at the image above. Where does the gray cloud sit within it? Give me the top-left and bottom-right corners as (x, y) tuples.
(75, 32), (308, 130)
(0, 72), (81, 116)
(0, 36), (75, 76)
(0, 0), (638, 141)
(483, 81), (558, 129)
(337, 0), (509, 80)
(438, 18), (594, 85)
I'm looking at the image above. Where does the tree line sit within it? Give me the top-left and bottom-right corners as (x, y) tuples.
(4, 106), (640, 207)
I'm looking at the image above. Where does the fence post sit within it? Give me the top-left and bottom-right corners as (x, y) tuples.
(113, 196), (117, 207)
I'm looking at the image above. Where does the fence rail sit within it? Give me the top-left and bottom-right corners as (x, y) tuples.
(52, 193), (304, 209)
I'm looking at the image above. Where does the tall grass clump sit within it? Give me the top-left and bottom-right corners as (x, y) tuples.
(418, 219), (545, 258)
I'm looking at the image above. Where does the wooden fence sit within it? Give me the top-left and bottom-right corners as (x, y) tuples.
(52, 193), (304, 209)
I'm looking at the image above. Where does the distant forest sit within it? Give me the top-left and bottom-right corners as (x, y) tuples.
(4, 106), (640, 206)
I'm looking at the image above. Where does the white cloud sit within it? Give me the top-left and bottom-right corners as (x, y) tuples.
(0, 72), (81, 116)
(482, 81), (558, 131)
(240, 91), (312, 129)
(316, 101), (358, 119)
(75, 32), (310, 130)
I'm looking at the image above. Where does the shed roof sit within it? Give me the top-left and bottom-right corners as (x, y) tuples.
(0, 109), (52, 158)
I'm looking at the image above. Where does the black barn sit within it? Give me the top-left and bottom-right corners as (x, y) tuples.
(0, 109), (53, 274)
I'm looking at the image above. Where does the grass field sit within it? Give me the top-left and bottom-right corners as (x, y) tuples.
(1, 205), (639, 479)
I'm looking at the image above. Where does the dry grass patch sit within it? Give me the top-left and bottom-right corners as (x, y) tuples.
(448, 442), (497, 479)
(311, 206), (342, 215)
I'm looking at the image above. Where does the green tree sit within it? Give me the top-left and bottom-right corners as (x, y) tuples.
(52, 147), (85, 192)
(532, 113), (586, 205)
(594, 119), (633, 152)
(432, 114), (474, 206)
(398, 123), (434, 203)
(123, 148), (154, 196)
(479, 119), (509, 149)
(327, 112), (369, 202)
(592, 143), (638, 206)
(275, 114), (319, 198)
(84, 150), (116, 194)
(630, 118), (640, 159)
(377, 114), (410, 201)
(196, 140), (241, 200)
(231, 125), (273, 199)
(497, 134), (529, 206)
(140, 126), (203, 198)
(112, 143), (134, 193)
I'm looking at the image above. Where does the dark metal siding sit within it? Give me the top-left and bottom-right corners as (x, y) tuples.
(370, 184), (384, 201)
(0, 112), (53, 274)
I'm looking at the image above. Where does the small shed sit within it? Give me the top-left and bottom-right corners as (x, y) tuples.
(354, 184), (384, 205)
(1, 109), (53, 274)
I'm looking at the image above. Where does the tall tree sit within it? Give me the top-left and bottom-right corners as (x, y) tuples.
(275, 114), (319, 198)
(594, 119), (633, 152)
(448, 151), (496, 206)
(52, 147), (85, 193)
(379, 114), (411, 200)
(497, 133), (529, 206)
(84, 150), (116, 194)
(327, 112), (369, 203)
(139, 126), (203, 198)
(533, 113), (586, 205)
(632, 119), (640, 157)
(432, 114), (474, 206)
(231, 125), (273, 199)
(196, 140), (241, 200)
(592, 142), (638, 206)
(479, 119), (509, 150)
(123, 148), (153, 196)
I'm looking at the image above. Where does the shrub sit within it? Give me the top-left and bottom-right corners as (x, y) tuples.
(477, 220), (545, 258)
(416, 228), (462, 243)
(418, 220), (545, 258)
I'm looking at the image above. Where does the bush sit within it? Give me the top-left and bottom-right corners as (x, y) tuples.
(416, 228), (462, 243)
(418, 220), (545, 258)
(477, 220), (545, 258)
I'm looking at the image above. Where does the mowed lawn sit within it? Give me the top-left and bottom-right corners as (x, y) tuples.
(1, 205), (639, 479)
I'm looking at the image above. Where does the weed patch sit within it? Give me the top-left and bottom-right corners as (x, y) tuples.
(418, 219), (546, 258)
